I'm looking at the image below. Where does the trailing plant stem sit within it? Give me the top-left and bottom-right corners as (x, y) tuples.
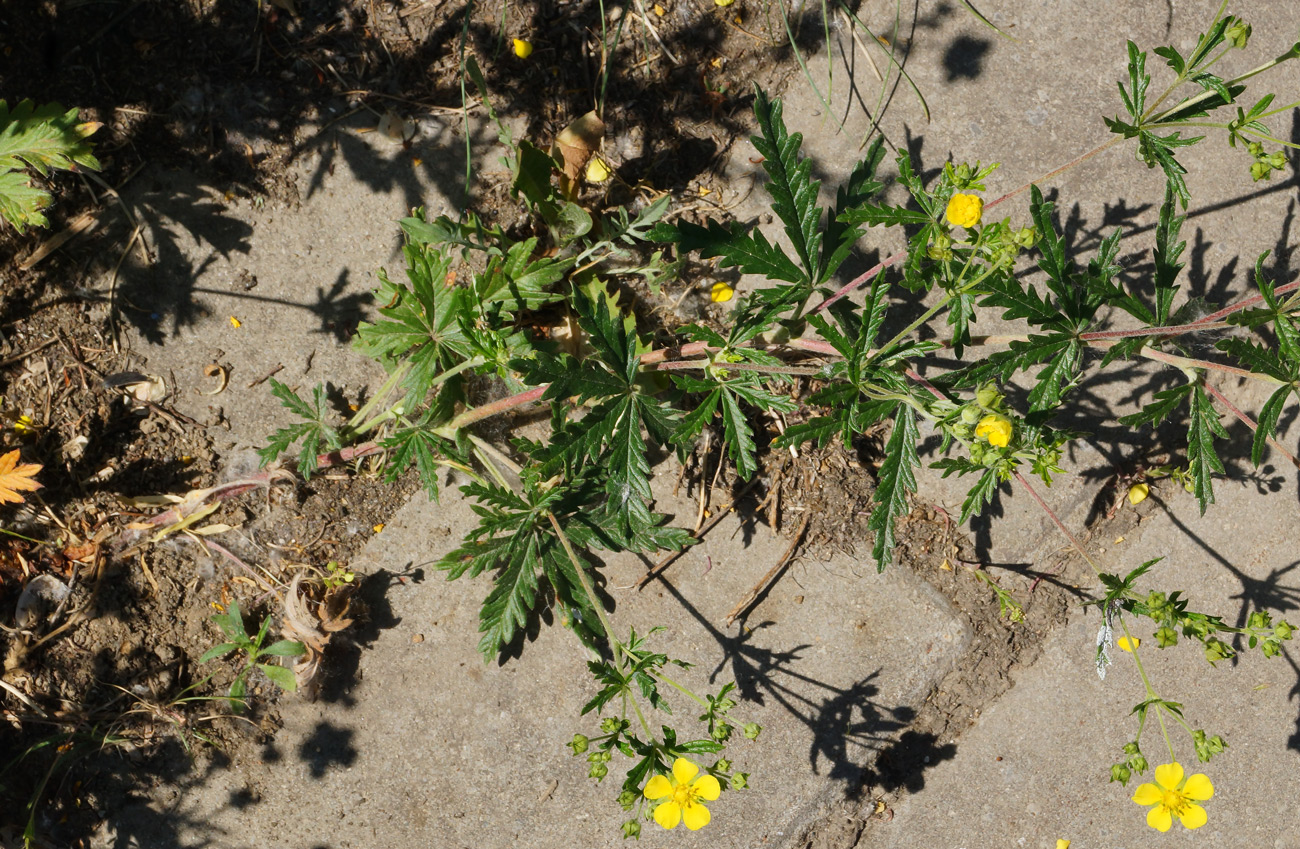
(1201, 380), (1300, 471)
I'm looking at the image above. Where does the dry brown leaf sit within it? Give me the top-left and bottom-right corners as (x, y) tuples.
(0, 450), (42, 505)
(551, 111), (605, 193)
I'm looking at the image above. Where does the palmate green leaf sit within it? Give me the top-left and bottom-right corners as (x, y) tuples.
(473, 237), (570, 313)
(0, 100), (101, 176)
(981, 274), (1059, 324)
(258, 379), (342, 477)
(1187, 384), (1228, 515)
(571, 281), (642, 384)
(381, 411), (462, 499)
(653, 217), (804, 284)
(750, 87), (822, 282)
(0, 169), (54, 232)
(869, 405), (919, 572)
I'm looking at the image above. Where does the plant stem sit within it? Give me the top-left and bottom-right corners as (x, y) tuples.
(1184, 278), (1300, 327)
(1118, 615), (1180, 764)
(1013, 471), (1104, 579)
(446, 384), (549, 431)
(345, 362), (411, 435)
(647, 669), (709, 709)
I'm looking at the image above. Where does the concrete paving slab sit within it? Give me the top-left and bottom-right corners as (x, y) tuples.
(97, 465), (969, 848)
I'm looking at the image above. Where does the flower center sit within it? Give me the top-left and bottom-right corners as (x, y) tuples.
(672, 784), (695, 807)
(1161, 788), (1188, 814)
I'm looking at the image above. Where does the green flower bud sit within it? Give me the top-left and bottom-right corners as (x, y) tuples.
(601, 717), (622, 734)
(589, 762), (608, 780)
(1262, 639), (1281, 658)
(621, 820), (641, 839)
(568, 734), (590, 755)
(976, 384), (1001, 409)
(1121, 741), (1141, 756)
(960, 404), (982, 425)
(953, 162), (974, 184)
(1225, 19), (1251, 48)
(1128, 754), (1148, 773)
(732, 772), (749, 789)
(1267, 151), (1286, 169)
(588, 751), (604, 763)
(1110, 764), (1132, 785)
(1155, 626), (1178, 648)
(1204, 638), (1232, 663)
(1251, 160), (1270, 182)
(1012, 225), (1037, 249)
(618, 790), (638, 811)
(743, 722), (762, 740)
(1248, 610), (1271, 630)
(712, 722), (733, 743)
(1275, 620), (1294, 640)
(714, 758), (731, 772)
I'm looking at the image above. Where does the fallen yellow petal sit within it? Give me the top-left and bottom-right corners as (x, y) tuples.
(710, 281), (734, 303)
(585, 157), (611, 182)
(512, 38), (533, 59)
(715, 0), (734, 5)
(1118, 636), (1140, 652)
(229, 316), (242, 328)
(653, 3), (666, 15)
(1056, 841), (1071, 849)
(373, 523), (385, 533)
(1128, 482), (1150, 505)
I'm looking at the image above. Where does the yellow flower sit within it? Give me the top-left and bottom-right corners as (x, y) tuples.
(974, 414), (1012, 447)
(644, 757), (721, 830)
(945, 192), (983, 229)
(512, 38), (533, 59)
(710, 281), (735, 303)
(1132, 762), (1213, 832)
(1128, 482), (1149, 505)
(1117, 636), (1140, 652)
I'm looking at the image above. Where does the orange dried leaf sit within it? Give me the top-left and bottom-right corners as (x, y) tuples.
(0, 449), (42, 505)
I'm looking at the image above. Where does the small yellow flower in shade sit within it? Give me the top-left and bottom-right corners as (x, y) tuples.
(1128, 482), (1150, 505)
(1132, 762), (1213, 832)
(229, 316), (242, 328)
(710, 281), (735, 303)
(644, 758), (721, 830)
(1117, 636), (1140, 652)
(945, 192), (984, 229)
(585, 156), (611, 183)
(974, 414), (1012, 447)
(512, 38), (533, 59)
(1056, 841), (1070, 849)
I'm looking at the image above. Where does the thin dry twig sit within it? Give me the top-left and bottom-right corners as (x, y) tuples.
(635, 476), (763, 590)
(723, 511), (811, 627)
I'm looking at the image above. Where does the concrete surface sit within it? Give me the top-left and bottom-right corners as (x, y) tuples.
(84, 0), (1300, 846)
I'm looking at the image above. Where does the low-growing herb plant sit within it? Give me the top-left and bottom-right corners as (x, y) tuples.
(200, 600), (305, 712)
(258, 4), (1299, 835)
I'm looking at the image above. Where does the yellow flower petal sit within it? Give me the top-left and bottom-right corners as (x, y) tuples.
(653, 800), (682, 829)
(1128, 482), (1149, 504)
(682, 800), (711, 830)
(1132, 782), (1162, 806)
(974, 414), (1012, 447)
(715, 0), (734, 5)
(692, 774), (722, 801)
(229, 316), (242, 328)
(653, 3), (666, 15)
(710, 281), (734, 303)
(1182, 773), (1214, 801)
(585, 156), (611, 182)
(1147, 804), (1173, 832)
(1117, 636), (1140, 652)
(1178, 802), (1208, 829)
(671, 757), (700, 785)
(644, 774), (673, 800)
(1056, 841), (1070, 849)
(945, 192), (983, 228)
(512, 38), (533, 58)
(1154, 762), (1184, 790)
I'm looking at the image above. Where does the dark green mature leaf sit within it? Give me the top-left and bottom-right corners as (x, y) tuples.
(751, 87), (822, 282)
(1025, 337), (1083, 411)
(1215, 338), (1291, 383)
(931, 458), (1000, 524)
(869, 405), (918, 571)
(982, 274), (1059, 324)
(1152, 183), (1185, 323)
(821, 137), (887, 284)
(1029, 185), (1073, 289)
(653, 217), (804, 284)
(1252, 385), (1292, 467)
(1187, 384), (1228, 514)
(1117, 41), (1150, 121)
(382, 411), (461, 499)
(1118, 384), (1194, 428)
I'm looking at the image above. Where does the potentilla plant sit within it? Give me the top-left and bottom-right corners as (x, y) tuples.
(258, 5), (1298, 835)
